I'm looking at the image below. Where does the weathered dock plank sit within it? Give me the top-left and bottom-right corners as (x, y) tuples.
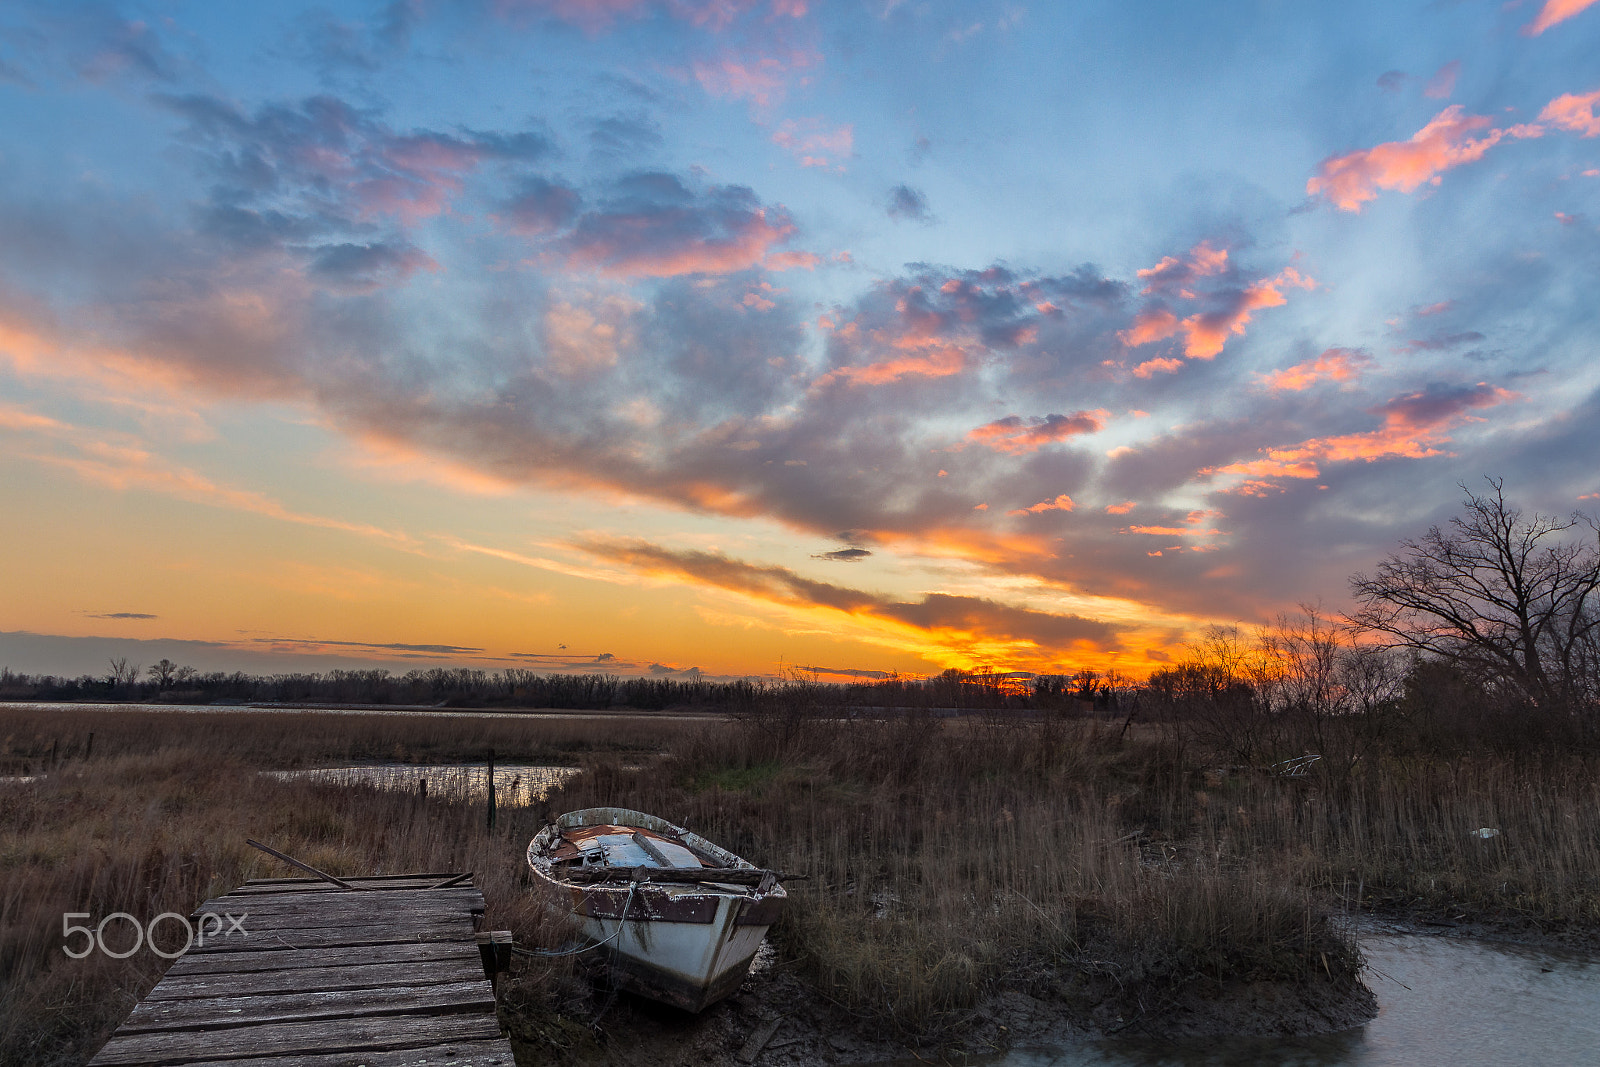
(146, 958), (486, 999)
(120, 980), (494, 1033)
(161, 1039), (514, 1067)
(163, 940), (472, 977)
(91, 1013), (504, 1066)
(88, 874), (514, 1067)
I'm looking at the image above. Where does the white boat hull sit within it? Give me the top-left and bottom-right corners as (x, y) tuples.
(528, 807), (786, 1012)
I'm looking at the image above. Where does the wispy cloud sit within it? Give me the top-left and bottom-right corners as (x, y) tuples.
(1256, 348), (1371, 392)
(1307, 106), (1541, 212)
(1522, 0), (1600, 36)
(965, 411), (1108, 454)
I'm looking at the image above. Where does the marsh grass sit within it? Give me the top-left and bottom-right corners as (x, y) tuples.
(0, 708), (696, 1065)
(3, 702), (1598, 1061)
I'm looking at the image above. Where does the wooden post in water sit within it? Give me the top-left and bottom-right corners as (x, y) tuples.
(486, 749), (496, 831)
(84, 732), (94, 760)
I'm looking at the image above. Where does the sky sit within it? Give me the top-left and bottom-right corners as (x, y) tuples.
(1, 0), (1598, 683)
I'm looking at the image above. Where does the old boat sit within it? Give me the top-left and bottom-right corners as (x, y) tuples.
(527, 807), (787, 1012)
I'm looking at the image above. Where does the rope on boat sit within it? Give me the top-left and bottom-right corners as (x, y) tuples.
(511, 878), (640, 958)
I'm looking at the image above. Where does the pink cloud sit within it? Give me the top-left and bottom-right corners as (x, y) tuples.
(965, 410), (1109, 454)
(1538, 89), (1600, 137)
(495, 0), (763, 31)
(1307, 106), (1541, 212)
(1523, 0), (1600, 35)
(1423, 60), (1460, 100)
(1008, 494), (1075, 516)
(1256, 347), (1372, 392)
(764, 250), (819, 270)
(692, 48), (819, 107)
(772, 117), (854, 169)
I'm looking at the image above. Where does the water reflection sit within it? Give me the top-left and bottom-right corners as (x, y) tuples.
(999, 932), (1600, 1067)
(264, 763), (578, 804)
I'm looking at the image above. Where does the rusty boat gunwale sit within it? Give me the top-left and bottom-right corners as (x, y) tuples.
(527, 806), (786, 1012)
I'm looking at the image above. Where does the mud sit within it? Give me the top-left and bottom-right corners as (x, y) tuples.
(499, 942), (1379, 1066)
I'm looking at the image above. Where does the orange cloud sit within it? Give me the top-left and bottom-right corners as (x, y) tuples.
(1105, 501), (1136, 514)
(1123, 270), (1312, 362)
(965, 410), (1108, 453)
(1256, 347), (1371, 391)
(1208, 383), (1519, 481)
(1125, 525), (1224, 537)
(1538, 89), (1600, 137)
(572, 537), (1122, 656)
(1132, 356), (1184, 378)
(1120, 308), (1179, 347)
(813, 345), (967, 387)
(1307, 106), (1540, 212)
(1179, 268), (1312, 359)
(1008, 494), (1075, 516)
(1135, 241), (1229, 295)
(1523, 0), (1600, 35)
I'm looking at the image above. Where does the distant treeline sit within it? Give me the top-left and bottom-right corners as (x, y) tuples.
(0, 663), (1113, 712)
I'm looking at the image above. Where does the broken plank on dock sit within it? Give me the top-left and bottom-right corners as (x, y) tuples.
(88, 874), (514, 1067)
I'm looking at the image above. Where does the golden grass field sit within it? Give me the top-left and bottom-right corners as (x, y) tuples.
(1, 701), (1597, 1064)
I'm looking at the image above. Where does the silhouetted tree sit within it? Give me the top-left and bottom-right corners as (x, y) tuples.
(1349, 478), (1600, 715)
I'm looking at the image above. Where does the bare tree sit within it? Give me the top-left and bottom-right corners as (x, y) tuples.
(147, 658), (179, 689)
(1348, 478), (1600, 713)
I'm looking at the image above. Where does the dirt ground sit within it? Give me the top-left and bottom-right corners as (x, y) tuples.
(498, 940), (1379, 1067)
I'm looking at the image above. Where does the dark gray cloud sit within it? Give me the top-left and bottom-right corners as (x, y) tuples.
(887, 183), (931, 222)
(589, 114), (664, 161)
(813, 547), (871, 562)
(252, 638), (485, 655)
(576, 538), (1122, 652)
(499, 178), (583, 235)
(88, 612), (158, 620)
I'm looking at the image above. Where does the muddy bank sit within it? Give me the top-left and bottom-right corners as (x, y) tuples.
(497, 945), (1377, 1067)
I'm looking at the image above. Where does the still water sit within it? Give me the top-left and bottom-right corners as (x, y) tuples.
(1004, 931), (1600, 1067)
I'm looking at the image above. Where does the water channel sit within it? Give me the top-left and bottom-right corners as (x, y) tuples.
(1000, 929), (1600, 1067)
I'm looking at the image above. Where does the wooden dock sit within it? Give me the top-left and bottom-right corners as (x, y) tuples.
(89, 874), (516, 1067)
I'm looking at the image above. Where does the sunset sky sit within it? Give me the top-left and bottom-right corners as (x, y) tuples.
(2, 0), (1598, 682)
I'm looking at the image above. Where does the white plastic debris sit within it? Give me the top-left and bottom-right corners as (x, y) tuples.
(1471, 827), (1501, 839)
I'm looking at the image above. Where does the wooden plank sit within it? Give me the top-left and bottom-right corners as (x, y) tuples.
(199, 886), (483, 908)
(163, 941), (476, 977)
(145, 958), (488, 1000)
(146, 1038), (514, 1067)
(121, 980), (495, 1034)
(235, 874), (461, 886)
(90, 1012), (504, 1066)
(186, 913), (470, 940)
(180, 921), (472, 954)
(158, 1039), (514, 1067)
(193, 894), (483, 920)
(223, 879), (462, 895)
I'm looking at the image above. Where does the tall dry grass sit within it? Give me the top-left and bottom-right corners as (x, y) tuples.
(0, 706), (700, 774)
(551, 713), (1365, 1039)
(0, 707), (698, 1065)
(5, 701), (1598, 1062)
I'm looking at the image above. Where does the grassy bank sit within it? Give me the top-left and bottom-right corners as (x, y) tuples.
(2, 702), (1597, 1064)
